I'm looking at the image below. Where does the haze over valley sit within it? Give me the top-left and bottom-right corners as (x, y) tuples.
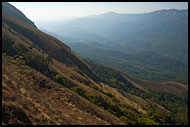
(40, 9), (188, 84)
(2, 2), (188, 125)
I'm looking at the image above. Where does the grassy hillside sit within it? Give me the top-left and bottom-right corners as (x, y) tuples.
(2, 3), (188, 125)
(2, 11), (125, 125)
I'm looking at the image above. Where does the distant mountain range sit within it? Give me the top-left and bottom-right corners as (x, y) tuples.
(41, 9), (188, 84)
(48, 9), (188, 63)
(2, 2), (188, 125)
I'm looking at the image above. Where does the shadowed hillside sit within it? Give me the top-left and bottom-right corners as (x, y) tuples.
(2, 2), (188, 125)
(2, 2), (37, 28)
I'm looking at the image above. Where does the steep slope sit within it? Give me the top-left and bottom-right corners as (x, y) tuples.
(86, 61), (188, 125)
(2, 11), (98, 83)
(2, 2), (37, 28)
(2, 55), (124, 125)
(2, 3), (188, 125)
(2, 4), (124, 125)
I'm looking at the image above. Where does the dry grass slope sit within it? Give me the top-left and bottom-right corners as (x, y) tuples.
(2, 55), (125, 125)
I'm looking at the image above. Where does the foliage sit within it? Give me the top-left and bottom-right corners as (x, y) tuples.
(71, 86), (86, 97)
(87, 60), (137, 92)
(120, 116), (136, 125)
(18, 69), (31, 74)
(10, 57), (25, 65)
(89, 84), (99, 90)
(2, 35), (28, 56)
(54, 74), (76, 88)
(70, 43), (188, 84)
(86, 61), (188, 125)
(85, 92), (110, 109)
(104, 92), (114, 98)
(23, 53), (50, 72)
(137, 117), (159, 125)
(54, 74), (63, 84)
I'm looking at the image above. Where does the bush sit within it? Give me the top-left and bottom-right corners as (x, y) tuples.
(112, 97), (120, 103)
(104, 92), (114, 98)
(85, 92), (110, 109)
(89, 84), (99, 90)
(71, 86), (86, 97)
(137, 117), (159, 125)
(54, 74), (62, 84)
(18, 69), (31, 74)
(2, 35), (17, 56)
(54, 74), (76, 88)
(10, 58), (25, 65)
(23, 53), (50, 72)
(120, 116), (136, 125)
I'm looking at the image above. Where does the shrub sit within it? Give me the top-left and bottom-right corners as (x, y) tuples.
(10, 58), (25, 65)
(137, 117), (159, 125)
(23, 53), (50, 72)
(112, 97), (120, 103)
(85, 92), (110, 109)
(71, 86), (86, 97)
(104, 92), (114, 98)
(120, 116), (136, 125)
(18, 69), (31, 74)
(89, 84), (99, 90)
(54, 74), (62, 83)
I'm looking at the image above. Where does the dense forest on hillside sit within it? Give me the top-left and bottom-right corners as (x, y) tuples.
(68, 43), (188, 84)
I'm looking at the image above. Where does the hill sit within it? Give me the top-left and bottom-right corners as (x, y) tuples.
(2, 2), (37, 28)
(43, 9), (188, 84)
(64, 42), (188, 84)
(2, 3), (123, 125)
(2, 3), (188, 125)
(46, 9), (187, 63)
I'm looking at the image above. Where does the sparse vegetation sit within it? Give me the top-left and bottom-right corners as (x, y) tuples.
(104, 92), (114, 98)
(89, 84), (99, 90)
(86, 61), (188, 125)
(2, 2), (188, 125)
(54, 74), (76, 88)
(18, 69), (31, 74)
(71, 86), (86, 97)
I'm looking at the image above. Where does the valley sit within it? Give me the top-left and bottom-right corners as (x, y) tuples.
(40, 9), (188, 84)
(2, 2), (188, 125)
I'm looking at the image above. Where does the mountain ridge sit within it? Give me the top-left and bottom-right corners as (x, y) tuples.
(3, 2), (37, 28)
(44, 8), (188, 83)
(2, 3), (188, 125)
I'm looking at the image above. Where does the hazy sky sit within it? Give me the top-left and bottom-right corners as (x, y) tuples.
(9, 2), (188, 22)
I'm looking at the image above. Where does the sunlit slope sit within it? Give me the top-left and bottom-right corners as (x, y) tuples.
(2, 11), (125, 125)
(2, 3), (188, 125)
